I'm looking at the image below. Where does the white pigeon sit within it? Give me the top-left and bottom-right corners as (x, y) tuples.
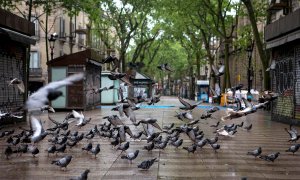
(71, 110), (85, 126)
(8, 78), (25, 93)
(26, 73), (84, 111)
(30, 116), (47, 143)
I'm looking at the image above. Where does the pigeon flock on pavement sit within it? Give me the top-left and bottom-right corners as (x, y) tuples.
(0, 61), (295, 179)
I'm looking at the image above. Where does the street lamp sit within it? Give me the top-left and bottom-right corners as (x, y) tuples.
(48, 33), (58, 60)
(246, 40), (254, 101)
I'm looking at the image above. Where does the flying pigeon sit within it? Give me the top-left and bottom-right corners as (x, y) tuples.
(8, 78), (25, 93)
(211, 64), (225, 77)
(157, 63), (173, 72)
(51, 155), (72, 170)
(137, 158), (157, 170)
(30, 116), (48, 143)
(134, 118), (162, 131)
(163, 123), (174, 130)
(178, 96), (200, 110)
(26, 73), (84, 111)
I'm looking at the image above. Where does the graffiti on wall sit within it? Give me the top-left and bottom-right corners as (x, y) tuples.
(273, 58), (294, 95)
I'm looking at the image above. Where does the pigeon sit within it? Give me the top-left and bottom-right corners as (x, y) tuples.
(134, 118), (162, 131)
(163, 123), (174, 130)
(207, 106), (220, 113)
(51, 155), (73, 170)
(259, 152), (280, 162)
(266, 60), (276, 71)
(47, 145), (56, 156)
(67, 140), (78, 148)
(30, 116), (48, 143)
(13, 144), (28, 155)
(111, 137), (120, 147)
(244, 124), (252, 131)
(187, 120), (199, 126)
(4, 146), (13, 159)
(286, 144), (300, 155)
(26, 73), (84, 111)
(137, 158), (157, 170)
(82, 142), (92, 152)
(117, 142), (130, 152)
(70, 169), (90, 180)
(237, 121), (244, 127)
(210, 121), (220, 128)
(285, 127), (300, 142)
(175, 111), (193, 120)
(178, 96), (200, 110)
(102, 55), (119, 71)
(90, 144), (100, 158)
(55, 144), (67, 154)
(68, 110), (91, 127)
(183, 144), (197, 153)
(207, 136), (218, 144)
(103, 115), (124, 126)
(210, 143), (221, 153)
(143, 142), (155, 152)
(157, 63), (173, 72)
(155, 140), (168, 150)
(121, 150), (139, 163)
(247, 147), (262, 158)
(8, 78), (25, 93)
(217, 129), (237, 137)
(27, 145), (39, 157)
(132, 131), (144, 140)
(211, 64), (225, 77)
(170, 139), (183, 148)
(196, 139), (207, 148)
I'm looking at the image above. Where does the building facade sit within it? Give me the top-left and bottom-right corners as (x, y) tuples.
(265, 0), (300, 124)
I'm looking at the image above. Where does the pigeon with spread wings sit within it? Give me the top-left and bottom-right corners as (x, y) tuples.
(26, 73), (84, 111)
(178, 96), (201, 110)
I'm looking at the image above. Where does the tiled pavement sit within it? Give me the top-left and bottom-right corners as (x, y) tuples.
(0, 96), (300, 180)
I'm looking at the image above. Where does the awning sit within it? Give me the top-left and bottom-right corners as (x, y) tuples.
(266, 28), (300, 49)
(0, 27), (36, 45)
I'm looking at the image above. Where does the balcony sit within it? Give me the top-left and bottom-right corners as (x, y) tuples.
(29, 68), (42, 77)
(265, 8), (300, 42)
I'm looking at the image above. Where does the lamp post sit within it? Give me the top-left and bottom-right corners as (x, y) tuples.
(48, 33), (58, 60)
(246, 40), (254, 101)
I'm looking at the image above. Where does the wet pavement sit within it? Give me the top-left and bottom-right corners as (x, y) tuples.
(0, 96), (300, 179)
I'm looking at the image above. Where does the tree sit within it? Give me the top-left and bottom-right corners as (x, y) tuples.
(241, 0), (270, 89)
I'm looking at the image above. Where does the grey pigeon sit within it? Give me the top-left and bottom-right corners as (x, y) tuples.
(196, 139), (207, 148)
(286, 144), (300, 155)
(27, 145), (39, 157)
(143, 142), (155, 152)
(163, 123), (174, 130)
(70, 169), (90, 180)
(82, 142), (92, 152)
(55, 144), (67, 154)
(137, 158), (157, 170)
(132, 131), (143, 140)
(47, 145), (56, 156)
(259, 152), (280, 162)
(170, 139), (183, 148)
(178, 96), (200, 110)
(244, 124), (252, 131)
(210, 121), (220, 128)
(117, 142), (130, 152)
(247, 147), (262, 158)
(210, 143), (220, 153)
(26, 73), (84, 111)
(90, 144), (100, 158)
(121, 150), (139, 163)
(51, 155), (72, 170)
(183, 144), (197, 153)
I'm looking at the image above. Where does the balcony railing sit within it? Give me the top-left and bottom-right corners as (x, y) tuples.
(29, 68), (42, 77)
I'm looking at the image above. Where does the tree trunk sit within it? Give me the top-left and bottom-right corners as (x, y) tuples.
(222, 41), (231, 92)
(241, 0), (269, 89)
(196, 52), (201, 79)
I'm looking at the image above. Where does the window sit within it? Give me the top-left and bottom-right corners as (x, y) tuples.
(30, 15), (39, 38)
(30, 51), (40, 68)
(69, 21), (76, 43)
(59, 17), (65, 38)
